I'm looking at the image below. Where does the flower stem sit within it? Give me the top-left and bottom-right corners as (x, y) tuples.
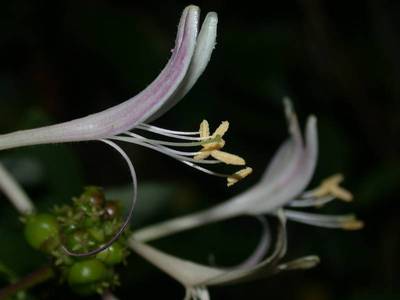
(0, 265), (54, 299)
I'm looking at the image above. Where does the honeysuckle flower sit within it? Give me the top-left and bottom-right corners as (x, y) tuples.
(0, 5), (363, 299)
(132, 99), (362, 244)
(0, 5), (248, 184)
(127, 100), (362, 299)
(0, 5), (251, 256)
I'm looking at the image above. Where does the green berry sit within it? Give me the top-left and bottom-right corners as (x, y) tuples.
(68, 259), (107, 294)
(96, 243), (125, 265)
(24, 213), (59, 251)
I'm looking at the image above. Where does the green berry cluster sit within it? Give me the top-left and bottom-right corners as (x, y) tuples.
(22, 187), (130, 295)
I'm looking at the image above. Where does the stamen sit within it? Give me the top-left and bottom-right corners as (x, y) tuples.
(123, 132), (221, 147)
(227, 167), (253, 187)
(284, 210), (363, 230)
(341, 219), (364, 230)
(194, 120), (247, 168)
(310, 174), (353, 202)
(199, 120), (210, 138)
(111, 136), (220, 165)
(181, 160), (237, 178)
(137, 123), (200, 136)
(213, 121), (229, 137)
(135, 126), (203, 141)
(288, 195), (335, 207)
(115, 120), (251, 185)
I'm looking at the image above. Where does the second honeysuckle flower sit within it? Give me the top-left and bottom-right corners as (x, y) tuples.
(128, 100), (362, 299)
(0, 6), (250, 256)
(133, 99), (363, 244)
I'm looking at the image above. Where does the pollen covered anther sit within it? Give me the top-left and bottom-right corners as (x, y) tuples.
(194, 120), (245, 164)
(227, 167), (253, 187)
(211, 150), (245, 165)
(311, 174), (353, 202)
(193, 119), (251, 186)
(341, 219), (364, 230)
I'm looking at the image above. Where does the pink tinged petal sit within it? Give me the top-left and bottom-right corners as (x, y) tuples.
(129, 238), (225, 287)
(0, 162), (35, 214)
(203, 212), (287, 285)
(129, 212), (287, 287)
(207, 104), (318, 217)
(247, 115), (318, 213)
(260, 140), (295, 184)
(260, 99), (304, 186)
(0, 5), (200, 151)
(149, 11), (218, 121)
(211, 100), (309, 217)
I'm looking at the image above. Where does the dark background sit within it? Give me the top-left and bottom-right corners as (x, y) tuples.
(0, 0), (399, 299)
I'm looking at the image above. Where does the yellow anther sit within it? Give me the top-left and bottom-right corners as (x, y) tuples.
(195, 120), (251, 186)
(195, 120), (230, 160)
(202, 137), (225, 152)
(211, 150), (245, 165)
(227, 167), (253, 187)
(199, 120), (210, 138)
(213, 121), (229, 137)
(341, 219), (364, 231)
(194, 151), (212, 161)
(312, 174), (353, 202)
(201, 121), (229, 151)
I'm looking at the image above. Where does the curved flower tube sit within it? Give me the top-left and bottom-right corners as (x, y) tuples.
(0, 6), (200, 149)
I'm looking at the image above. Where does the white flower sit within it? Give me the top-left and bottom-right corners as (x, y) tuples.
(0, 5), (251, 256)
(0, 5), (249, 184)
(129, 100), (362, 299)
(0, 162), (34, 214)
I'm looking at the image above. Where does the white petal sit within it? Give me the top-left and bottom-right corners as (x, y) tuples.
(0, 5), (200, 150)
(247, 115), (318, 214)
(129, 237), (225, 287)
(204, 212), (287, 285)
(0, 162), (35, 215)
(283, 209), (359, 229)
(211, 107), (318, 216)
(184, 287), (210, 300)
(150, 11), (218, 120)
(129, 212), (287, 287)
(260, 99), (302, 185)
